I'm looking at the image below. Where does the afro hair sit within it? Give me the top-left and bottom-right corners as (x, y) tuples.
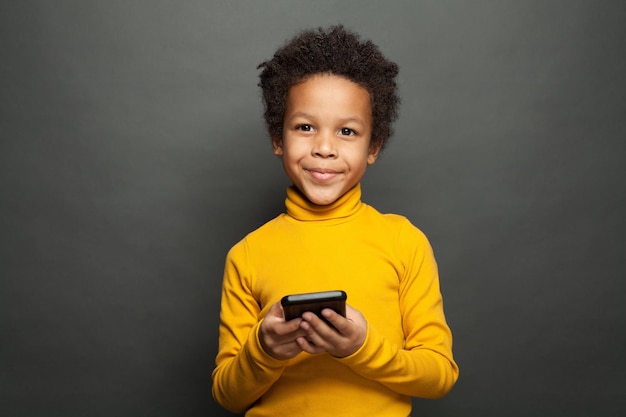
(257, 25), (400, 151)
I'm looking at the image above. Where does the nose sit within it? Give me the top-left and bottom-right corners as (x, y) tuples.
(312, 130), (337, 158)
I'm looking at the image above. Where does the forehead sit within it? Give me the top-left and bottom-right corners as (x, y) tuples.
(285, 74), (372, 120)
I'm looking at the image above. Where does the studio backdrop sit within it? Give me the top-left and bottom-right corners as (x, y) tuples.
(1, 1), (624, 416)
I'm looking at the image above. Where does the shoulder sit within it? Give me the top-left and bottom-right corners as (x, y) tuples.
(361, 205), (435, 263)
(226, 213), (287, 255)
(363, 204), (429, 238)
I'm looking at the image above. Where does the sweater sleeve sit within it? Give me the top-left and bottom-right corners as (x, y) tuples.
(337, 221), (459, 399)
(211, 240), (288, 413)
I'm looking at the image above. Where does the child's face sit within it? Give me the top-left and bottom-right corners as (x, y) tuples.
(273, 73), (380, 206)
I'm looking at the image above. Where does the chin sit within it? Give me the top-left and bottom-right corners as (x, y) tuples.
(306, 193), (340, 206)
(297, 183), (346, 206)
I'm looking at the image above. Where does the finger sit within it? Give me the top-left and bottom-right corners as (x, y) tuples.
(260, 318), (307, 360)
(261, 316), (305, 348)
(335, 305), (367, 333)
(267, 301), (286, 319)
(296, 336), (325, 355)
(300, 312), (335, 333)
(345, 304), (363, 321)
(271, 323), (308, 349)
(277, 340), (305, 356)
(279, 317), (304, 335)
(300, 313), (338, 348)
(264, 302), (304, 336)
(320, 308), (349, 333)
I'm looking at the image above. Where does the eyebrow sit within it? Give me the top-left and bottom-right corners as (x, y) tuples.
(286, 111), (366, 127)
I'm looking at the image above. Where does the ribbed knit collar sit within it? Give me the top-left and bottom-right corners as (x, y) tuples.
(285, 183), (363, 221)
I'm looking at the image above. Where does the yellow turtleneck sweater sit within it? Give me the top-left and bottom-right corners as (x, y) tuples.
(212, 184), (458, 416)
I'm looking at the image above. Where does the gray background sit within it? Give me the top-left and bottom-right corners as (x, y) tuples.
(1, 1), (624, 416)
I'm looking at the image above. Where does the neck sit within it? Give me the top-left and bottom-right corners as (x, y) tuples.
(285, 184), (363, 221)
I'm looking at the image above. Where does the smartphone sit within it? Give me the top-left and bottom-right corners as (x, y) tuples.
(281, 290), (347, 322)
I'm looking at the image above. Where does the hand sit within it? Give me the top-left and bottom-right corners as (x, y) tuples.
(259, 301), (307, 360)
(296, 304), (367, 358)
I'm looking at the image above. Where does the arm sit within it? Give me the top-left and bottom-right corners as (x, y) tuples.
(296, 222), (458, 399)
(340, 223), (459, 398)
(211, 242), (289, 413)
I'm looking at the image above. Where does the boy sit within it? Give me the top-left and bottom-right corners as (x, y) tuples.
(212, 26), (459, 416)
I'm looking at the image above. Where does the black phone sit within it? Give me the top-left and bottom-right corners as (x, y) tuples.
(281, 290), (347, 322)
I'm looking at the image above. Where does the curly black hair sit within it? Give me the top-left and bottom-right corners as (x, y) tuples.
(257, 25), (400, 151)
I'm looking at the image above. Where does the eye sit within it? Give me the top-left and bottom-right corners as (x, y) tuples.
(296, 124), (314, 132)
(339, 127), (356, 136)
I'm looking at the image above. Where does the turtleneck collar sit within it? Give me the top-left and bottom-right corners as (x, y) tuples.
(285, 183), (364, 222)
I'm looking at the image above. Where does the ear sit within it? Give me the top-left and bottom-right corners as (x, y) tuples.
(367, 143), (381, 165)
(272, 136), (284, 156)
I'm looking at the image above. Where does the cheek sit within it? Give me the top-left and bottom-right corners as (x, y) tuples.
(283, 140), (307, 158)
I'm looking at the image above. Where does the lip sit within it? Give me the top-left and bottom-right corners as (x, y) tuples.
(306, 168), (339, 181)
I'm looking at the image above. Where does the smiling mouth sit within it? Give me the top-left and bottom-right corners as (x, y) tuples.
(307, 169), (338, 181)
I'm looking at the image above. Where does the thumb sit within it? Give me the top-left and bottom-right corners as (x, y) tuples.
(266, 301), (286, 320)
